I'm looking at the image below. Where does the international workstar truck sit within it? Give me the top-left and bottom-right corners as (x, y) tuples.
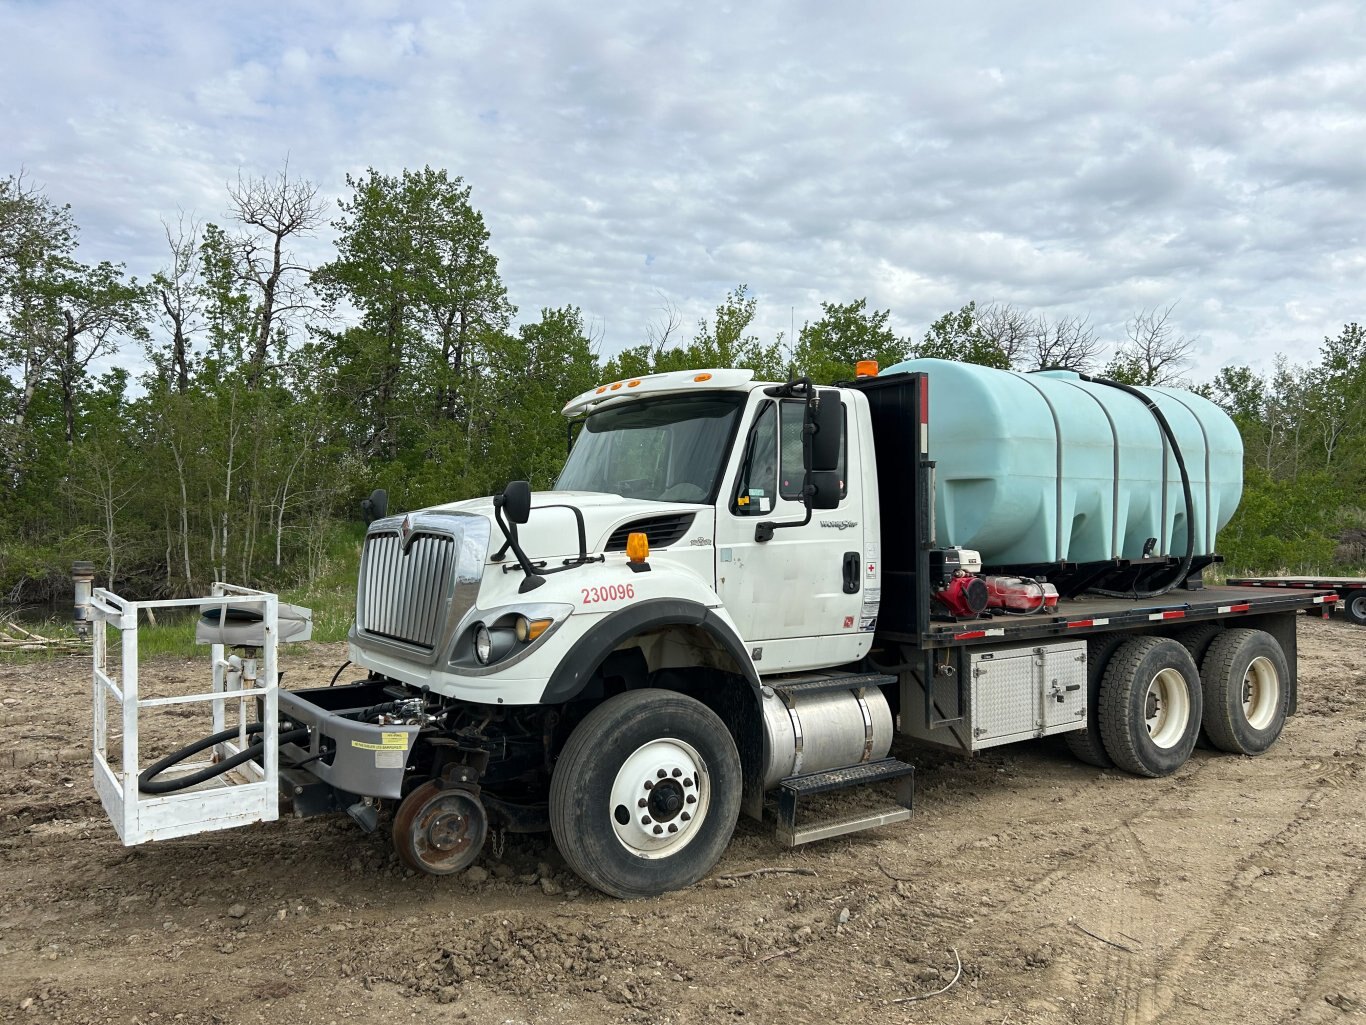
(90, 359), (1338, 899)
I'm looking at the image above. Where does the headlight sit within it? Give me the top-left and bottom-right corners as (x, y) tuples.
(474, 624), (493, 664)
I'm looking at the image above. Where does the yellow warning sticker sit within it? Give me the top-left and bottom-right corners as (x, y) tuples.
(350, 732), (409, 752)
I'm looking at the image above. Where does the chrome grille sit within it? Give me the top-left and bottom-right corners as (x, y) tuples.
(359, 532), (455, 650)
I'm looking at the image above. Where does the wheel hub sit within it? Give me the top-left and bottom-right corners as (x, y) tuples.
(609, 738), (710, 859)
(392, 783), (487, 875)
(1241, 655), (1280, 730)
(1143, 668), (1190, 749)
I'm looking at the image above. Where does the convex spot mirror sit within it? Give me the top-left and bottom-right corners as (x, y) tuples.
(501, 480), (532, 524)
(809, 390), (842, 472)
(808, 470), (842, 510)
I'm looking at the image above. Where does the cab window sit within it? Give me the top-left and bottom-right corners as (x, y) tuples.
(779, 399), (847, 501)
(732, 401), (778, 515)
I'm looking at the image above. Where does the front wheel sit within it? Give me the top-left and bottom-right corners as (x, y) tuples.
(550, 689), (742, 899)
(1098, 637), (1203, 777)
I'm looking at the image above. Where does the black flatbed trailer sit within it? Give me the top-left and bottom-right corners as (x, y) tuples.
(1227, 576), (1366, 625)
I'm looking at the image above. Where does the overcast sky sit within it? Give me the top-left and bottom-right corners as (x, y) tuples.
(4, 1), (1363, 383)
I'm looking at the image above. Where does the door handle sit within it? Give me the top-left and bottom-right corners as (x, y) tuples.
(843, 552), (860, 594)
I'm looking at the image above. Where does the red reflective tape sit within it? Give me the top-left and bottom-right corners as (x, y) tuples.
(1067, 620), (1094, 629)
(1149, 610), (1186, 620)
(919, 375), (929, 425)
(1229, 603), (1250, 612)
(955, 630), (986, 640)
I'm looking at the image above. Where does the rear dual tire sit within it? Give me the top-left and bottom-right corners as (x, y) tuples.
(1199, 628), (1290, 755)
(1098, 637), (1203, 777)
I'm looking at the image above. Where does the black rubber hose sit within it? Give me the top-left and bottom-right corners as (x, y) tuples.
(1079, 374), (1196, 599)
(138, 722), (310, 795)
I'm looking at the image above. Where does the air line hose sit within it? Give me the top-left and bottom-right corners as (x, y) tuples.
(1078, 374), (1196, 599)
(138, 722), (309, 795)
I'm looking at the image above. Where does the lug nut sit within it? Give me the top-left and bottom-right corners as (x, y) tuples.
(686, 795), (697, 804)
(671, 768), (681, 777)
(668, 824), (678, 833)
(637, 798), (648, 808)
(641, 816), (652, 825)
(683, 778), (693, 788)
(652, 825), (663, 835)
(657, 769), (667, 779)
(644, 780), (654, 790)
(680, 812), (691, 821)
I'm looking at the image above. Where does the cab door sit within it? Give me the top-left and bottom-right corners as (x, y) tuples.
(713, 392), (872, 673)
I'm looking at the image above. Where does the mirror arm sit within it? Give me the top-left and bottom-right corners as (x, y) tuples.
(492, 498), (545, 592)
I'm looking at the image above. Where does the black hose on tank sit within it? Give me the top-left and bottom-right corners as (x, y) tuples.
(1078, 374), (1196, 600)
(138, 722), (310, 795)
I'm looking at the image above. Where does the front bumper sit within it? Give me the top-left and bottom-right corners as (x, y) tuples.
(278, 682), (418, 799)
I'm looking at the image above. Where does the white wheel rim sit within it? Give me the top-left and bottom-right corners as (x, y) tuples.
(1143, 668), (1190, 749)
(1241, 655), (1280, 731)
(1351, 595), (1366, 619)
(609, 738), (711, 859)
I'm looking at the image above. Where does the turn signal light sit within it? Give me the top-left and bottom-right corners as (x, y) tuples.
(693, 373), (712, 382)
(514, 616), (553, 642)
(626, 532), (650, 563)
(855, 359), (879, 378)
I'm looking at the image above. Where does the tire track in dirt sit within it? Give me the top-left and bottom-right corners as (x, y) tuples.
(1111, 725), (1366, 1025)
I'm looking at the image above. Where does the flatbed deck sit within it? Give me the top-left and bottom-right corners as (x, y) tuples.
(879, 584), (1339, 648)
(1227, 575), (1366, 589)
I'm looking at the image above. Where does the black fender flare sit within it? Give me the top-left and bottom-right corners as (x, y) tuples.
(540, 598), (760, 704)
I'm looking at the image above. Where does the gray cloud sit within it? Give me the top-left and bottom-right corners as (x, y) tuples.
(3, 0), (1363, 385)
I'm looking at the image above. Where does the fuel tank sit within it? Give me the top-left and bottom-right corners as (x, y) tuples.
(880, 358), (1243, 566)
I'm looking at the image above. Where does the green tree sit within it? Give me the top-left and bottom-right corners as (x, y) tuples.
(912, 301), (1010, 368)
(793, 298), (910, 384)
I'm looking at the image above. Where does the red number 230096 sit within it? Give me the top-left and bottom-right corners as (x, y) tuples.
(580, 583), (635, 604)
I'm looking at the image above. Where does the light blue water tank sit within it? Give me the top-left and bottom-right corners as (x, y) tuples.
(880, 359), (1243, 566)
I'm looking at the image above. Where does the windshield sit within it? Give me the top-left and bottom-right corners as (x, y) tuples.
(557, 393), (746, 503)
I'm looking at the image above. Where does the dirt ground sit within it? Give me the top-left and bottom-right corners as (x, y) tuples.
(2, 615), (1364, 1025)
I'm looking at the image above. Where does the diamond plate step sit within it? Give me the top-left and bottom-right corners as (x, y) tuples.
(773, 757), (914, 847)
(769, 672), (897, 700)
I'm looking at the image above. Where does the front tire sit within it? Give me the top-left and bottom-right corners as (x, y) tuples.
(1098, 637), (1202, 777)
(1200, 629), (1290, 755)
(550, 689), (742, 899)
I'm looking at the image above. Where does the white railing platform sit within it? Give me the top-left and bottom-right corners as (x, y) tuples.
(90, 584), (285, 845)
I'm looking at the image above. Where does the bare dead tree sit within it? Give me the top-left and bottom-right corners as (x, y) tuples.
(1110, 303), (1196, 386)
(645, 291), (684, 356)
(1029, 312), (1101, 372)
(153, 212), (201, 393)
(977, 303), (1036, 368)
(226, 161), (324, 389)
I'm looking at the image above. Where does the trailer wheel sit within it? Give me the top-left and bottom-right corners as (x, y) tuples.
(1345, 590), (1366, 626)
(1063, 636), (1127, 769)
(1098, 637), (1202, 777)
(550, 688), (741, 899)
(1200, 629), (1290, 755)
(393, 781), (488, 876)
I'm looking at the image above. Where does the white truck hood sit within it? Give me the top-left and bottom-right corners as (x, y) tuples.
(428, 491), (710, 562)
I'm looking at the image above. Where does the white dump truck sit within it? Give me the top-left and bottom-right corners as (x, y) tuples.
(93, 360), (1337, 898)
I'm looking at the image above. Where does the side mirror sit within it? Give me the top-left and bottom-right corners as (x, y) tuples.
(809, 390), (842, 472)
(808, 470), (842, 510)
(361, 488), (388, 524)
(501, 480), (532, 525)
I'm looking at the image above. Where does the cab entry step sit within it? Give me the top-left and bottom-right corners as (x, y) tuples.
(774, 756), (914, 846)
